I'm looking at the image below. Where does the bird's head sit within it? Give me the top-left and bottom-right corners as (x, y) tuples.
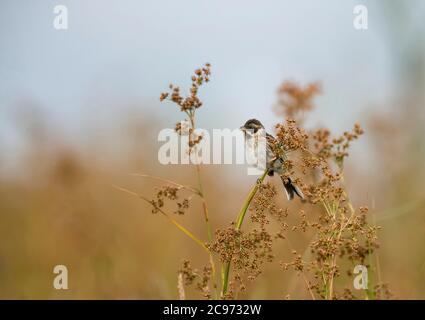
(240, 119), (265, 134)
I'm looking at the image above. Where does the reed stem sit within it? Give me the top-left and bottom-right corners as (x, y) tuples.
(221, 170), (268, 296)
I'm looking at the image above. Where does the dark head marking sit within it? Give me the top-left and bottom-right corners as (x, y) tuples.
(240, 119), (264, 133)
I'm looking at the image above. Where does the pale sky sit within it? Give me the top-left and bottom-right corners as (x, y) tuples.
(0, 1), (424, 160)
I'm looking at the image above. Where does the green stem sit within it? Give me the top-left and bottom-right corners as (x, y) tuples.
(221, 170), (268, 297)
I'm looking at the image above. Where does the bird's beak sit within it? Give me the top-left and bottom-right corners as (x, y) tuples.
(240, 126), (246, 131)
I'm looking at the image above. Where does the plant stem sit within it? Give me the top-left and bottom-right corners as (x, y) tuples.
(195, 164), (217, 299)
(187, 111), (217, 298)
(187, 113), (213, 242)
(221, 170), (268, 297)
(327, 174), (356, 300)
(196, 164), (213, 241)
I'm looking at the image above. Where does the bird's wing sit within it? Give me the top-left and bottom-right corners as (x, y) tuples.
(266, 133), (277, 143)
(266, 132), (287, 164)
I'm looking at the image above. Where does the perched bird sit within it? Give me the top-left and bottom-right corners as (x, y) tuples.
(240, 118), (303, 200)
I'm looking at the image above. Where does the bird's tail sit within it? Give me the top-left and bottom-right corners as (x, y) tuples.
(281, 176), (304, 200)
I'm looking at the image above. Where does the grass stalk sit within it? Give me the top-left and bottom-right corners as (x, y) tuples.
(187, 111), (213, 243)
(113, 184), (209, 253)
(187, 112), (217, 298)
(221, 169), (268, 297)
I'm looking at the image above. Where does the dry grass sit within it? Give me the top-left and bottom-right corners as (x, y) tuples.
(1, 64), (425, 300)
(118, 64), (390, 300)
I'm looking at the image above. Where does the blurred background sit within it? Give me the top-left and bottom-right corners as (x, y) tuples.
(0, 0), (424, 299)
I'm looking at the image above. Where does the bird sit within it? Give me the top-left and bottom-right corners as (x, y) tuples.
(240, 118), (304, 200)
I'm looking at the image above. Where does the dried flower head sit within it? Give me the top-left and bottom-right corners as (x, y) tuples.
(130, 68), (389, 300)
(160, 63), (211, 113)
(274, 81), (321, 121)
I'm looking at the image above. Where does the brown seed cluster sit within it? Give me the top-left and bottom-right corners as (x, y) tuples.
(250, 183), (279, 226)
(150, 185), (191, 215)
(208, 183), (290, 297)
(160, 63), (211, 153)
(275, 119), (309, 152)
(160, 63), (211, 112)
(311, 123), (364, 168)
(179, 260), (197, 286)
(274, 81), (321, 120)
(238, 81), (385, 299)
(209, 225), (274, 282)
(178, 259), (213, 299)
(147, 70), (390, 299)
(374, 283), (393, 300)
(271, 100), (382, 298)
